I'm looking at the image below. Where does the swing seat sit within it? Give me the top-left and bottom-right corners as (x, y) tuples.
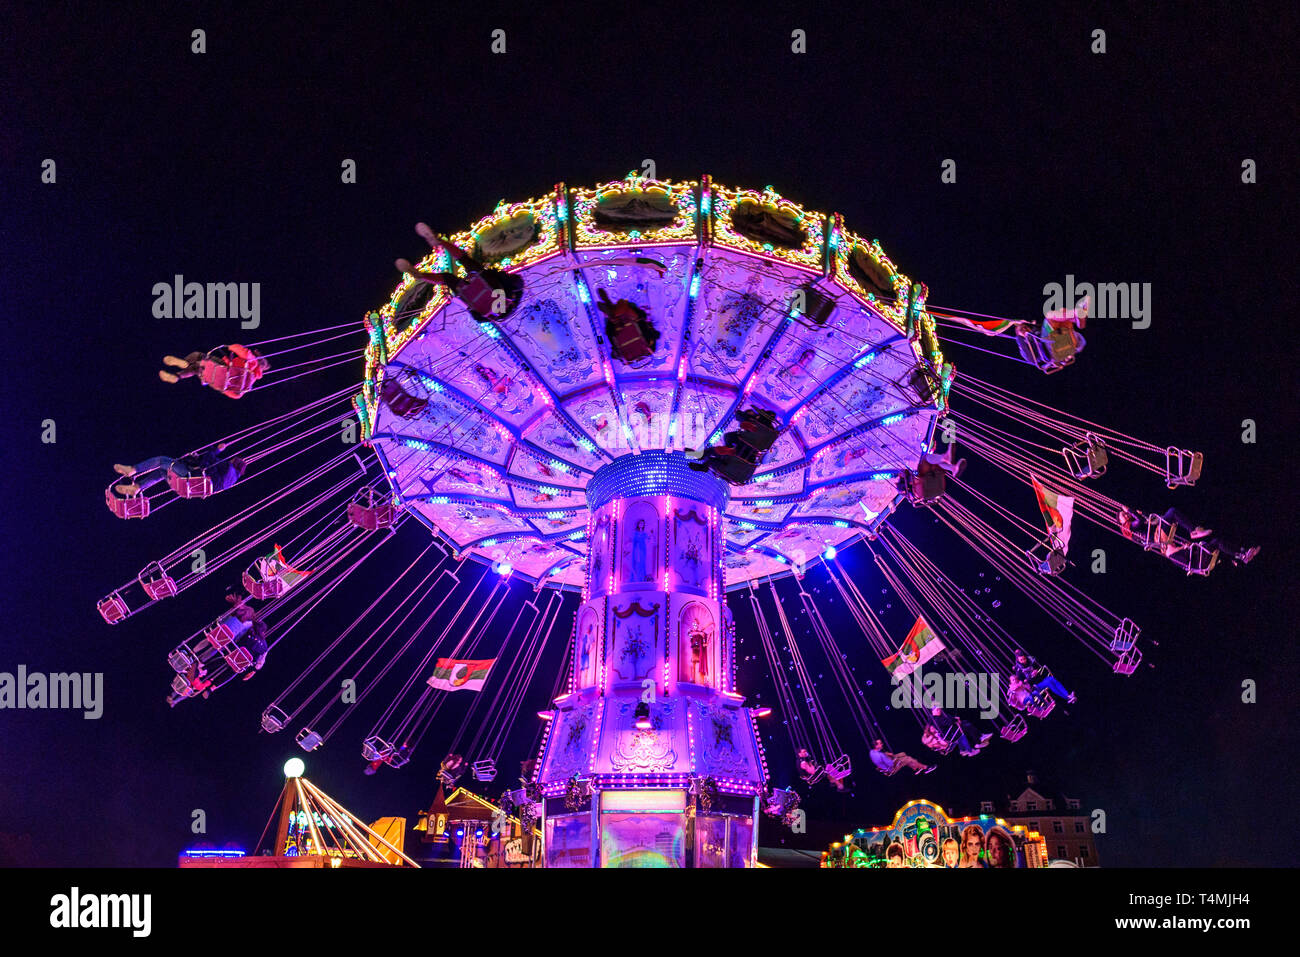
(905, 469), (946, 505)
(167, 470), (214, 499)
(472, 759), (498, 782)
(1171, 542), (1219, 577)
(242, 570), (285, 600)
(999, 715), (1028, 742)
(1110, 618), (1140, 654)
(139, 563), (178, 600)
(97, 592), (130, 625)
(261, 705), (289, 733)
(798, 761), (826, 785)
(296, 728), (324, 751)
(224, 646), (254, 673)
(459, 271), (506, 317)
(1164, 448), (1203, 488)
(386, 748), (411, 769)
(200, 360), (258, 397)
(347, 500), (398, 530)
(1026, 694), (1056, 719)
(874, 759), (901, 776)
(605, 303), (657, 363)
(921, 725), (959, 754)
(1113, 646), (1142, 676)
(795, 283), (836, 327)
(362, 737), (393, 762)
(170, 674), (195, 698)
(825, 754), (852, 781)
(106, 483), (151, 519)
(1026, 537), (1067, 576)
(1063, 434), (1109, 479)
(908, 364), (942, 403)
(1015, 325), (1074, 373)
(168, 646), (196, 674)
(204, 616), (245, 654)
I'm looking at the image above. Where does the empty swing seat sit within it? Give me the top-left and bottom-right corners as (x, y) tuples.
(224, 646), (254, 673)
(168, 646), (196, 674)
(347, 500), (398, 530)
(139, 563), (178, 600)
(999, 715), (1029, 742)
(204, 616), (248, 654)
(1165, 448), (1204, 488)
(296, 729), (324, 751)
(167, 470), (214, 499)
(170, 674), (194, 698)
(825, 755), (852, 781)
(97, 592), (131, 625)
(261, 705), (289, 733)
(1063, 434), (1109, 479)
(1110, 618), (1140, 654)
(472, 759), (497, 782)
(106, 483), (151, 520)
(1114, 646), (1142, 675)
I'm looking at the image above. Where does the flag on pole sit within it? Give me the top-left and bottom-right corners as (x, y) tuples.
(881, 616), (945, 677)
(947, 315), (1018, 337)
(1031, 476), (1075, 554)
(427, 658), (495, 692)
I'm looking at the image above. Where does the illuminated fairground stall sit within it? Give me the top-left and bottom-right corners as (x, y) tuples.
(822, 799), (1048, 868)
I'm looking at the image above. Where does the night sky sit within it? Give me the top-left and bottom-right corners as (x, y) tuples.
(2, 3), (1297, 867)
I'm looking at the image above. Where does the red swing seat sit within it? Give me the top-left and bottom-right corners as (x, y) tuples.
(97, 592), (131, 625)
(224, 646), (254, 672)
(200, 360), (258, 397)
(106, 483), (151, 519)
(347, 499), (398, 530)
(167, 470), (214, 499)
(139, 563), (178, 600)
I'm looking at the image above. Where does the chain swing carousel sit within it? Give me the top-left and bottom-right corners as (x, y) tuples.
(98, 174), (1257, 868)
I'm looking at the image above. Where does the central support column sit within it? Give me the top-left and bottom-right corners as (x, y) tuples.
(536, 452), (768, 867)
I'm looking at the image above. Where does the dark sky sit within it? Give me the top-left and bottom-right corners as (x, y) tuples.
(2, 2), (1297, 866)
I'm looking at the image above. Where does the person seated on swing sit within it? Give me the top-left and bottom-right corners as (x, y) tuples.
(1156, 507), (1260, 566)
(899, 445), (963, 501)
(439, 753), (467, 786)
(869, 739), (935, 775)
(168, 660), (213, 705)
(596, 288), (659, 362)
(239, 621), (269, 680)
(685, 443), (757, 484)
(1117, 505), (1145, 541)
(112, 443), (247, 496)
(396, 223), (523, 322)
(161, 345), (268, 395)
(1036, 543), (1067, 576)
(733, 406), (781, 451)
(1006, 672), (1052, 712)
(927, 707), (991, 756)
(796, 747), (821, 782)
(1012, 649), (1077, 704)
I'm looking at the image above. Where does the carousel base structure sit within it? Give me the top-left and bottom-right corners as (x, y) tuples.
(535, 453), (767, 867)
